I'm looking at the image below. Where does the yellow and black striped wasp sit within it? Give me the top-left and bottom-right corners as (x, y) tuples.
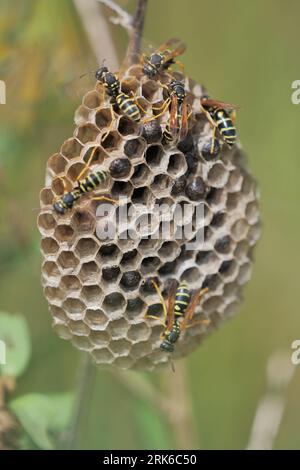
(95, 65), (142, 123)
(142, 38), (186, 79)
(162, 80), (190, 144)
(143, 79), (190, 144)
(200, 97), (238, 154)
(53, 147), (117, 214)
(146, 279), (209, 353)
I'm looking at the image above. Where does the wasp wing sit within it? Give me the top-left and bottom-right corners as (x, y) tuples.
(169, 93), (179, 140)
(165, 279), (178, 331)
(163, 43), (186, 63)
(181, 287), (209, 329)
(200, 98), (239, 111)
(156, 38), (183, 52)
(179, 98), (189, 140)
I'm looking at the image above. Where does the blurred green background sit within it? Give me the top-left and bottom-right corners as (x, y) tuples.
(0, 0), (299, 449)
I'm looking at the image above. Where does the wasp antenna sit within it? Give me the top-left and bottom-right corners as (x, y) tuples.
(79, 69), (97, 80)
(79, 72), (88, 79)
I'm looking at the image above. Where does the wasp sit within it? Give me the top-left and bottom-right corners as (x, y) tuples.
(146, 280), (209, 353)
(53, 147), (117, 214)
(53, 187), (82, 214)
(142, 38), (186, 79)
(200, 98), (238, 153)
(95, 66), (142, 123)
(143, 79), (190, 144)
(53, 170), (115, 214)
(163, 80), (190, 144)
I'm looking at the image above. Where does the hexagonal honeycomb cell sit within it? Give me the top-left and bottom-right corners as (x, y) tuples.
(38, 67), (261, 371)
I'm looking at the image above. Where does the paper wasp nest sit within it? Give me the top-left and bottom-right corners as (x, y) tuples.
(38, 66), (261, 371)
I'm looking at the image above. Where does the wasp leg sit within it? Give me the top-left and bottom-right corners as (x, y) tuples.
(184, 318), (210, 329)
(159, 331), (167, 340)
(151, 280), (169, 321)
(210, 127), (217, 154)
(200, 106), (218, 155)
(142, 99), (171, 123)
(54, 175), (72, 196)
(155, 82), (170, 97)
(152, 97), (171, 111)
(230, 109), (237, 125)
(201, 104), (216, 126)
(100, 105), (117, 143)
(76, 146), (99, 181)
(144, 314), (166, 327)
(131, 94), (148, 114)
(52, 176), (72, 212)
(140, 53), (147, 65)
(187, 108), (193, 120)
(52, 176), (71, 205)
(186, 109), (194, 131)
(91, 195), (119, 204)
(174, 60), (185, 74)
(55, 175), (70, 192)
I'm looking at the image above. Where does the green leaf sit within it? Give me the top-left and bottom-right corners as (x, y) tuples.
(10, 392), (74, 450)
(0, 311), (31, 377)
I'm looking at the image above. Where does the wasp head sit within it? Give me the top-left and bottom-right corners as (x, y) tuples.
(169, 80), (185, 101)
(143, 53), (162, 78)
(95, 66), (109, 82)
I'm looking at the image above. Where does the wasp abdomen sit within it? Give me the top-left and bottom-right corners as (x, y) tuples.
(78, 170), (109, 193)
(160, 321), (181, 352)
(174, 281), (191, 317)
(214, 109), (236, 147)
(53, 171), (109, 214)
(117, 93), (141, 122)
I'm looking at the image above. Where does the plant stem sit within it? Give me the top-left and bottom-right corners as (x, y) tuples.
(111, 369), (171, 416)
(113, 362), (200, 450)
(162, 360), (199, 449)
(65, 354), (96, 450)
(124, 0), (148, 67)
(73, 0), (119, 69)
(246, 350), (295, 450)
(97, 0), (133, 33)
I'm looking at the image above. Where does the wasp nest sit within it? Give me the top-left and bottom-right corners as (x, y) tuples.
(38, 66), (261, 371)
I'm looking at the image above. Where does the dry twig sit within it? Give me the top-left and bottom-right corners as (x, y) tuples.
(64, 354), (96, 449)
(98, 0), (148, 67)
(162, 361), (199, 449)
(73, 0), (119, 69)
(97, 0), (133, 33)
(111, 369), (171, 416)
(246, 350), (295, 450)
